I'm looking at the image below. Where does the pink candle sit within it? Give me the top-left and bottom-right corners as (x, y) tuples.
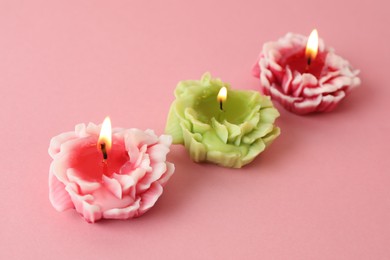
(48, 118), (175, 223)
(253, 30), (361, 114)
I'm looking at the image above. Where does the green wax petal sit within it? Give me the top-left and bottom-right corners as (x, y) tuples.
(201, 72), (212, 85)
(239, 121), (255, 136)
(247, 113), (260, 128)
(262, 127), (281, 146)
(259, 108), (280, 123)
(182, 126), (207, 162)
(247, 92), (261, 107)
(206, 151), (241, 168)
(223, 120), (241, 143)
(242, 123), (274, 144)
(212, 118), (228, 144)
(184, 108), (210, 134)
(165, 103), (184, 144)
(234, 135), (242, 146)
(258, 95), (274, 108)
(244, 104), (261, 122)
(242, 139), (266, 165)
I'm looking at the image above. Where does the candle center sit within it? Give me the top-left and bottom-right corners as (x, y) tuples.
(193, 90), (251, 124)
(279, 48), (327, 78)
(70, 137), (129, 181)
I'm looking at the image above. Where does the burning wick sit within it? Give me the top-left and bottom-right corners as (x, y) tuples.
(217, 86), (227, 111)
(307, 57), (312, 66)
(98, 116), (112, 163)
(100, 143), (108, 161)
(305, 29), (319, 67)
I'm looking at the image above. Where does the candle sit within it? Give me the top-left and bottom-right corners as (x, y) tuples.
(253, 30), (361, 114)
(165, 73), (280, 168)
(48, 118), (175, 223)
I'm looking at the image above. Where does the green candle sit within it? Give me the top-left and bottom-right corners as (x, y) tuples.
(165, 73), (281, 168)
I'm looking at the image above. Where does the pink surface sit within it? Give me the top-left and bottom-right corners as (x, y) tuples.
(0, 0), (389, 259)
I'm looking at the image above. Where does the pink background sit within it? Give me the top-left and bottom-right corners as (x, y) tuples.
(0, 0), (389, 259)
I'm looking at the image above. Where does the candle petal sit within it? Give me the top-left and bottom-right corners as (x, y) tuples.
(103, 198), (140, 220)
(138, 182), (163, 215)
(49, 170), (73, 212)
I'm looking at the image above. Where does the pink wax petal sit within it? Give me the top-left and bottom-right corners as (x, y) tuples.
(103, 198), (141, 220)
(138, 182), (163, 215)
(102, 175), (123, 199)
(65, 185), (102, 223)
(85, 123), (100, 136)
(48, 132), (77, 158)
(112, 173), (136, 195)
(158, 134), (172, 147)
(137, 162), (167, 192)
(158, 162), (175, 187)
(49, 169), (74, 212)
(133, 144), (148, 168)
(148, 144), (170, 163)
(67, 168), (101, 194)
(126, 129), (159, 148)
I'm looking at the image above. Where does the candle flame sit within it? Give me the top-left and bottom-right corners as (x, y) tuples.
(217, 87), (227, 103)
(305, 29), (319, 63)
(98, 116), (112, 152)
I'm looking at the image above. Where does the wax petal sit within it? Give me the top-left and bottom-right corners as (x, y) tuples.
(185, 108), (211, 134)
(103, 198), (141, 219)
(158, 134), (173, 147)
(207, 151), (241, 168)
(242, 123), (274, 144)
(137, 162), (167, 192)
(48, 132), (77, 158)
(262, 128), (281, 146)
(242, 139), (266, 165)
(102, 175), (123, 199)
(126, 129), (159, 148)
(223, 120), (241, 142)
(158, 162), (175, 187)
(49, 170), (74, 212)
(139, 152), (152, 172)
(67, 168), (101, 194)
(259, 108), (280, 124)
(65, 185), (102, 223)
(85, 123), (100, 136)
(212, 118), (228, 144)
(182, 126), (207, 162)
(138, 182), (163, 215)
(148, 144), (170, 163)
(130, 167), (148, 184)
(112, 173), (136, 196)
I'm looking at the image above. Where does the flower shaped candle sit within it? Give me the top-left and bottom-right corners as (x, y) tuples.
(48, 117), (175, 223)
(165, 73), (280, 168)
(253, 30), (361, 114)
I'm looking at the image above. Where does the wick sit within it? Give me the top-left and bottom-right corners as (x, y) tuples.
(219, 100), (223, 111)
(305, 57), (312, 72)
(100, 143), (108, 162)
